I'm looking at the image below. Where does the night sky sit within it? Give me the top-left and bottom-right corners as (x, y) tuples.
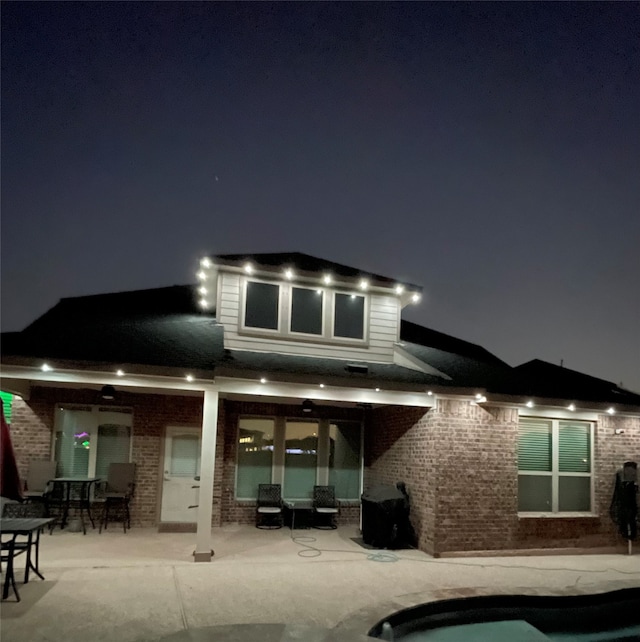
(2, 2), (639, 393)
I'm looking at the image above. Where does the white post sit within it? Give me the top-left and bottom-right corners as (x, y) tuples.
(194, 387), (219, 562)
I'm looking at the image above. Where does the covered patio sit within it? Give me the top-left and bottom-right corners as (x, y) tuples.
(2, 524), (639, 641)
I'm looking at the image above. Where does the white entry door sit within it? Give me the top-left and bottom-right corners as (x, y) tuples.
(161, 426), (201, 523)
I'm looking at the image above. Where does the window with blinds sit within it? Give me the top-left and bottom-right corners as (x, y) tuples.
(54, 406), (132, 479)
(518, 416), (592, 513)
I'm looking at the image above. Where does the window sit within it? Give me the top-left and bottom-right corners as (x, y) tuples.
(240, 278), (368, 343)
(54, 406), (132, 478)
(518, 417), (592, 513)
(290, 287), (323, 335)
(236, 418), (274, 499)
(284, 421), (318, 499)
(328, 421), (361, 499)
(334, 293), (365, 339)
(245, 281), (279, 330)
(235, 416), (362, 501)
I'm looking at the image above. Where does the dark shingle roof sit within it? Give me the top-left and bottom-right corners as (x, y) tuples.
(513, 360), (640, 406)
(213, 252), (422, 291)
(3, 283), (638, 407)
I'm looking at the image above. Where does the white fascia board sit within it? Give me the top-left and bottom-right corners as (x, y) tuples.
(0, 365), (212, 393)
(215, 376), (434, 407)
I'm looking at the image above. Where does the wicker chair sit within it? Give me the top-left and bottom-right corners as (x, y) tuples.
(256, 484), (283, 529)
(312, 485), (339, 529)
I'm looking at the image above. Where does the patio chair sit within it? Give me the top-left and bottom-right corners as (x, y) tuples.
(23, 460), (57, 504)
(95, 463), (136, 533)
(256, 484), (283, 529)
(312, 485), (339, 529)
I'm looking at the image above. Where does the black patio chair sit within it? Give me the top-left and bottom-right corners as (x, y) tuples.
(256, 484), (283, 529)
(95, 463), (136, 533)
(312, 485), (339, 529)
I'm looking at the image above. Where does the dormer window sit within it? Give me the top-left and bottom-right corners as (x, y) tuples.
(240, 277), (368, 344)
(291, 287), (323, 335)
(245, 281), (280, 330)
(334, 293), (365, 340)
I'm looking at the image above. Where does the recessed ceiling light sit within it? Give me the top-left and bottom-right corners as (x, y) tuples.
(41, 363), (52, 372)
(197, 270), (207, 280)
(186, 374), (194, 382)
(411, 293), (421, 303)
(568, 403), (576, 411)
(394, 285), (404, 295)
(199, 298), (209, 308)
(244, 263), (254, 274)
(284, 268), (294, 280)
(260, 377), (267, 384)
(607, 407), (615, 415)
(116, 369), (125, 377)
(319, 383), (325, 388)
(200, 257), (212, 268)
(526, 400), (534, 408)
(359, 279), (369, 290)
(323, 274), (332, 285)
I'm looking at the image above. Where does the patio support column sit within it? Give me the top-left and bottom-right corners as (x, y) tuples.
(194, 386), (219, 562)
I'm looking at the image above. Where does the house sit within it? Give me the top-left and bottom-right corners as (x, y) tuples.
(1, 252), (639, 560)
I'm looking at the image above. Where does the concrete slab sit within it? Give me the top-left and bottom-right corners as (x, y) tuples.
(1, 525), (639, 642)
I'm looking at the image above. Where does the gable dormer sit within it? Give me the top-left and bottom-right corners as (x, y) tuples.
(196, 252), (422, 364)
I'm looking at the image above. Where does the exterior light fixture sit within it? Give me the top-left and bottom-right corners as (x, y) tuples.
(607, 407), (615, 415)
(116, 369), (125, 377)
(186, 375), (194, 382)
(199, 298), (209, 309)
(359, 279), (369, 290)
(323, 274), (332, 285)
(197, 270), (207, 281)
(476, 395), (487, 403)
(568, 403), (576, 412)
(411, 293), (421, 303)
(260, 377), (267, 384)
(526, 400), (534, 408)
(200, 257), (212, 268)
(198, 286), (207, 295)
(244, 263), (254, 274)
(475, 393), (484, 400)
(375, 387), (381, 392)
(284, 268), (294, 280)
(41, 363), (52, 372)
(302, 399), (315, 413)
(394, 285), (404, 295)
(319, 383), (325, 388)
(427, 390), (433, 396)
(100, 385), (116, 401)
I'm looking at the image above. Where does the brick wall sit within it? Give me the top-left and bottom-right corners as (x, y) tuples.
(367, 401), (640, 555)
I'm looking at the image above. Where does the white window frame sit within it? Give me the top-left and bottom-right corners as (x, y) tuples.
(52, 404), (133, 478)
(240, 279), (283, 334)
(289, 285), (325, 338)
(235, 415), (363, 501)
(331, 291), (367, 341)
(517, 416), (595, 517)
(238, 276), (369, 346)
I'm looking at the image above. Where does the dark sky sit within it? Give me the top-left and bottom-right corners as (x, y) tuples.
(2, 2), (639, 393)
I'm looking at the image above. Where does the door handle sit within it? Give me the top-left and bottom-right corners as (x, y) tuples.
(194, 476), (200, 481)
(188, 505), (199, 509)
(191, 485), (200, 489)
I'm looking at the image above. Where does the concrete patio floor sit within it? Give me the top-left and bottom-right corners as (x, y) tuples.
(2, 525), (639, 641)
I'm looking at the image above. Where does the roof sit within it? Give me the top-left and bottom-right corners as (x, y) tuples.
(2, 283), (638, 407)
(212, 252), (422, 291)
(513, 359), (640, 406)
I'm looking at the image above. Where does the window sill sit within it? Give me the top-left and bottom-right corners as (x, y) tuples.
(518, 512), (599, 519)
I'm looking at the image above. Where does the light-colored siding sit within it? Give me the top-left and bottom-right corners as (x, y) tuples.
(216, 272), (400, 363)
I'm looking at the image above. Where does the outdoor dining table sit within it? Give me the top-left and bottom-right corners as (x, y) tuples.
(1, 517), (55, 601)
(50, 476), (101, 534)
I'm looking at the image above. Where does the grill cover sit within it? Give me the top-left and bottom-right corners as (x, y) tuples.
(361, 484), (410, 549)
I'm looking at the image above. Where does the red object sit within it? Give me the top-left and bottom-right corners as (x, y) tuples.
(1, 398), (23, 501)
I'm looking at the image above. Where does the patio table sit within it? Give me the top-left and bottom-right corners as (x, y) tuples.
(1, 517), (55, 601)
(283, 500), (314, 530)
(50, 477), (100, 534)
